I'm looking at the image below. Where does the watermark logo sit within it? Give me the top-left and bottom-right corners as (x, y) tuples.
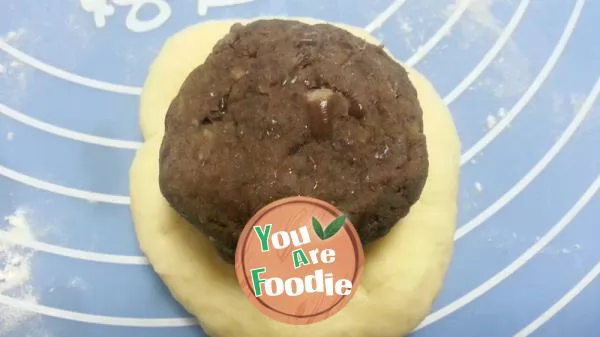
(235, 196), (364, 325)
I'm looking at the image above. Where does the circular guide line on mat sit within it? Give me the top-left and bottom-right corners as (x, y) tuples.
(0, 0), (463, 95)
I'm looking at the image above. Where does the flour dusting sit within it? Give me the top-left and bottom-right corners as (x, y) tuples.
(486, 114), (497, 129)
(3, 29), (26, 43)
(475, 182), (484, 192)
(68, 277), (88, 291)
(543, 243), (585, 257)
(1, 28), (30, 96)
(447, 0), (503, 45)
(399, 21), (413, 33)
(5, 31), (17, 41)
(449, 0), (532, 99)
(464, 0), (503, 34)
(498, 107), (506, 118)
(0, 208), (40, 334)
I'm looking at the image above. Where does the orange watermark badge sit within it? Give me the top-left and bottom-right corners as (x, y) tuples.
(235, 196), (365, 325)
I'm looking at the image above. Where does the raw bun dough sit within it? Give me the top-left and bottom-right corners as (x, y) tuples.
(131, 18), (460, 337)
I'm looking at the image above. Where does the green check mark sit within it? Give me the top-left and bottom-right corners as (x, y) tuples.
(311, 215), (347, 240)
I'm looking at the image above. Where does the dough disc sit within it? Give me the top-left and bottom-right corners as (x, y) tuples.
(130, 18), (460, 337)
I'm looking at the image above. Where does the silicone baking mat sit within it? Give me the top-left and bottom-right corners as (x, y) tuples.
(0, 0), (599, 336)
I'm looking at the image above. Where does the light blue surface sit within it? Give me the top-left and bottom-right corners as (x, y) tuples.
(0, 0), (599, 336)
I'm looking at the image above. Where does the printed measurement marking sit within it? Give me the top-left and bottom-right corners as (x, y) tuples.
(80, 0), (255, 33)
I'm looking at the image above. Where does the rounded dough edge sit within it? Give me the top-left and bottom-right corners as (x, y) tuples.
(131, 19), (460, 337)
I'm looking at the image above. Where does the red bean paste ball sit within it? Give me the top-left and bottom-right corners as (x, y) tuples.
(159, 19), (428, 263)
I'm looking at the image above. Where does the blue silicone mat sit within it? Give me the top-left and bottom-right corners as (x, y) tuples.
(0, 0), (599, 336)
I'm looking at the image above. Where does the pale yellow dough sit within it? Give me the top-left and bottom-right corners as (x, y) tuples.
(130, 18), (461, 337)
